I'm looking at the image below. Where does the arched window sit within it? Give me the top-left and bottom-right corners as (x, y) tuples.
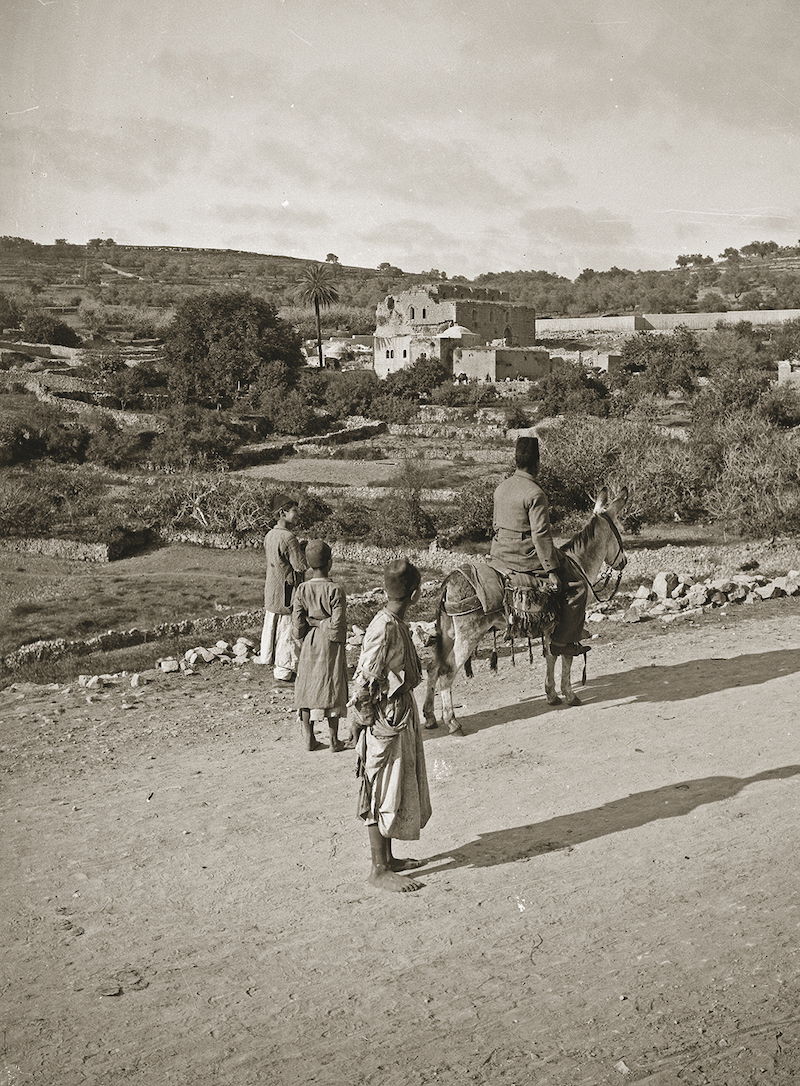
(385, 349), (390, 358)
(422, 308), (426, 318)
(409, 306), (415, 319)
(402, 349), (407, 358)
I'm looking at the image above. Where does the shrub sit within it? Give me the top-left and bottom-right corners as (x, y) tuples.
(504, 402), (532, 429)
(21, 310), (82, 347)
(261, 389), (323, 436)
(85, 418), (152, 469)
(367, 456), (436, 546)
(700, 415), (800, 535)
(369, 394), (418, 424)
(323, 370), (380, 419)
(453, 479), (495, 541)
(430, 382), (498, 408)
(147, 406), (239, 468)
(0, 402), (91, 465)
(0, 465), (103, 537)
(529, 360), (610, 417)
(321, 499), (374, 541)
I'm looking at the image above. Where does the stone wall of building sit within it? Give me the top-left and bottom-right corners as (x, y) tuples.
(454, 346), (553, 382)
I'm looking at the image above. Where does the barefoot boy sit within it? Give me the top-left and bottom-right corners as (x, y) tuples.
(291, 539), (348, 753)
(350, 559), (431, 893)
(259, 493), (307, 682)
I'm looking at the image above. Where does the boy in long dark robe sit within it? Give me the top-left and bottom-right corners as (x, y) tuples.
(350, 559), (431, 894)
(291, 539), (348, 753)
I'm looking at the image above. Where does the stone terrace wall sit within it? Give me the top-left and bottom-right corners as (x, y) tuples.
(0, 537), (112, 562)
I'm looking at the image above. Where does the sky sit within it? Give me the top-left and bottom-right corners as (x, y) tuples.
(1, 0), (798, 278)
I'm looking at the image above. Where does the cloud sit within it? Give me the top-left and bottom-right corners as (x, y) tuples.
(212, 202), (330, 229)
(151, 49), (278, 107)
(1, 111), (210, 193)
(518, 206), (635, 247)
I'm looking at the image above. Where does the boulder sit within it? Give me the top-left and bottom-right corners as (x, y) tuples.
(661, 597), (686, 612)
(686, 584), (712, 608)
(709, 591), (728, 606)
(728, 587), (749, 603)
(634, 585), (654, 601)
(84, 675), (102, 689)
(196, 647), (217, 664)
(622, 608), (648, 623)
(215, 640), (231, 652)
(235, 637), (256, 649)
(652, 572), (679, 600)
(755, 582), (786, 600)
(130, 673), (145, 688)
(677, 573), (695, 587)
(711, 579), (736, 595)
(670, 583), (687, 599)
(586, 611), (606, 623)
(159, 658), (180, 673)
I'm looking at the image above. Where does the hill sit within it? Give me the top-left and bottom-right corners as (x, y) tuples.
(3, 236), (800, 333)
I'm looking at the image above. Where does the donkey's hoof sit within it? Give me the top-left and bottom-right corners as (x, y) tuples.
(546, 693), (563, 706)
(424, 718), (439, 730)
(564, 693), (582, 707)
(448, 726), (465, 737)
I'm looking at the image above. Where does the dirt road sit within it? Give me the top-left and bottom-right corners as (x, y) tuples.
(2, 602), (800, 1085)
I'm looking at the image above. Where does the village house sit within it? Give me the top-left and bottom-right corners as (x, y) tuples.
(373, 282), (536, 378)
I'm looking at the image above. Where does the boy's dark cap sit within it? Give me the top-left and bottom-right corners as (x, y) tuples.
(305, 539), (332, 568)
(384, 558), (421, 600)
(270, 492), (299, 514)
(515, 435), (539, 468)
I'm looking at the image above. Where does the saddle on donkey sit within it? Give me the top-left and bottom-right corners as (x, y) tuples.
(443, 561), (561, 641)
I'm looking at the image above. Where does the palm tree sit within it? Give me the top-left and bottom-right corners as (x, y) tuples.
(296, 262), (339, 368)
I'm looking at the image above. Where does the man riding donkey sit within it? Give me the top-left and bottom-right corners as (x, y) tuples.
(490, 435), (590, 672)
(422, 435), (628, 733)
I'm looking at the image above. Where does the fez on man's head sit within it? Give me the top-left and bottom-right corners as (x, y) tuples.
(384, 558), (421, 600)
(270, 492), (298, 515)
(515, 435), (540, 472)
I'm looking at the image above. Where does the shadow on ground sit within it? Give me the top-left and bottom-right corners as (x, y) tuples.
(420, 764), (800, 874)
(444, 646), (800, 736)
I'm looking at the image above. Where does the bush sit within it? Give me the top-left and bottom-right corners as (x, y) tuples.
(134, 476), (331, 539)
(0, 402), (91, 465)
(453, 479), (495, 541)
(147, 406), (239, 469)
(369, 394), (418, 424)
(430, 382), (498, 407)
(0, 465), (103, 537)
(260, 388), (323, 436)
(700, 415), (800, 535)
(529, 360), (610, 417)
(323, 370), (380, 419)
(504, 402), (532, 429)
(85, 418), (152, 469)
(20, 310), (82, 347)
(367, 457), (436, 546)
(321, 499), (374, 541)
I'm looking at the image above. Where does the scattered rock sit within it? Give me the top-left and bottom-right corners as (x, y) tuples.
(634, 585), (654, 600)
(755, 582), (785, 601)
(130, 673), (145, 688)
(652, 572), (679, 599)
(159, 658), (180, 673)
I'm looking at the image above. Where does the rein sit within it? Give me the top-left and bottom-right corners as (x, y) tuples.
(564, 514), (625, 604)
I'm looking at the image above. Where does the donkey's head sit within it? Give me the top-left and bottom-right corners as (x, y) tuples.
(592, 486), (629, 572)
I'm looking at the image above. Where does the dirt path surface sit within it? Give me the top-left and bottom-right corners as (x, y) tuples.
(2, 603), (800, 1085)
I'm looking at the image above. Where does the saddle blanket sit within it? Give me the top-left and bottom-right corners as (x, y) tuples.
(446, 561), (552, 618)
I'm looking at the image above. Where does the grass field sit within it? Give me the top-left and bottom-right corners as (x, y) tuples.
(0, 543), (405, 658)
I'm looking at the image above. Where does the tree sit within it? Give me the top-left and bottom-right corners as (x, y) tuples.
(675, 255), (691, 268)
(720, 247), (740, 263)
(163, 290), (302, 409)
(295, 263), (340, 369)
(325, 253), (339, 264)
(21, 310), (81, 347)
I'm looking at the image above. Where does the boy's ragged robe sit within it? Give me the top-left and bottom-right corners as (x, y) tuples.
(291, 577), (348, 717)
(351, 609), (432, 841)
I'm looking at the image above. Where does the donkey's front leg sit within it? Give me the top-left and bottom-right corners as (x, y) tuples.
(543, 636), (562, 705)
(560, 654), (582, 707)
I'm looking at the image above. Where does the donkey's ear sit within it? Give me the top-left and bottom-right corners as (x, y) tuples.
(593, 487), (609, 514)
(608, 487), (629, 515)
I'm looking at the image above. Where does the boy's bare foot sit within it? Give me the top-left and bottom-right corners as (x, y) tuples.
(343, 738), (357, 749)
(330, 738), (346, 753)
(307, 738), (325, 751)
(389, 857), (424, 871)
(368, 870), (423, 893)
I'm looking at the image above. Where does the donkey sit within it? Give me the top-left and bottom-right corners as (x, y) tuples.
(422, 487), (629, 734)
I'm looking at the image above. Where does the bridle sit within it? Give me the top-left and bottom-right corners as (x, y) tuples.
(565, 513), (626, 604)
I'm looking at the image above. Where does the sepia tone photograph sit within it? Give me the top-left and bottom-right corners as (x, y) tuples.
(1, 1), (800, 1083)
